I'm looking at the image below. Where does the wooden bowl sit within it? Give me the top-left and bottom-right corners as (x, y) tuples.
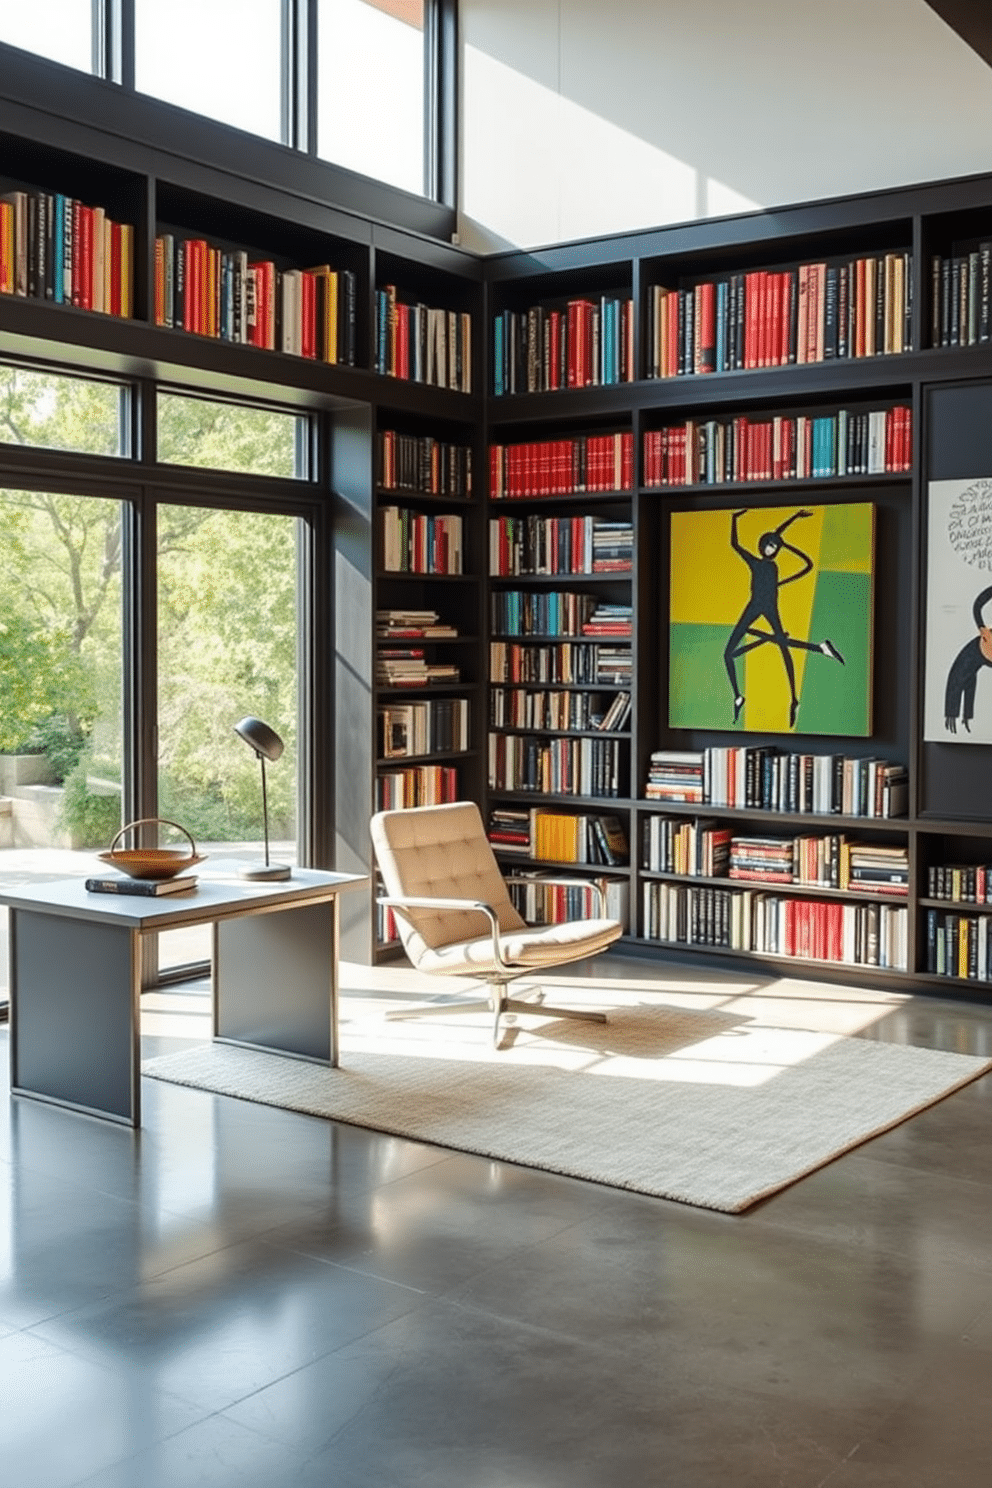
(98, 818), (206, 880)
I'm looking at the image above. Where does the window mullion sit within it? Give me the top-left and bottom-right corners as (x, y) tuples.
(282, 0), (317, 153)
(94, 0), (135, 88)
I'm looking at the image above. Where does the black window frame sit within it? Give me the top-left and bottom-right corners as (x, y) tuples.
(86, 0), (455, 211)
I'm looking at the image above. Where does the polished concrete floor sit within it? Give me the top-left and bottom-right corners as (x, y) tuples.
(1, 953), (991, 1487)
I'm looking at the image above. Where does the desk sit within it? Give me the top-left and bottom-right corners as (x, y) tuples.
(0, 868), (366, 1127)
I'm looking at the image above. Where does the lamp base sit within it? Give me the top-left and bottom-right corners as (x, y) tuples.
(238, 863), (292, 882)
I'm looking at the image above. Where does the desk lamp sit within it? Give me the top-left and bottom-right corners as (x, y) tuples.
(233, 716), (292, 881)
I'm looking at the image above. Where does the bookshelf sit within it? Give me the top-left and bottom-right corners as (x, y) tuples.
(12, 47), (992, 997)
(481, 174), (992, 1001)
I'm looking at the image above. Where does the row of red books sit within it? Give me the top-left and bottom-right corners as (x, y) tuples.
(647, 253), (911, 377)
(490, 433), (634, 498)
(153, 235), (357, 362)
(643, 406), (912, 487)
(494, 296), (634, 395)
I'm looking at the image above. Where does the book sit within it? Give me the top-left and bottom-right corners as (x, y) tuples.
(85, 875), (198, 896)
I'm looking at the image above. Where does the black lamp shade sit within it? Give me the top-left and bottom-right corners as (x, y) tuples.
(234, 716), (284, 762)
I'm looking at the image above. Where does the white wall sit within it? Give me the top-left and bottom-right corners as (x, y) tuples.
(459, 0), (992, 252)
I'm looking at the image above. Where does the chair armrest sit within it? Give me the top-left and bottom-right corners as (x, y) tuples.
(377, 894), (513, 971)
(502, 875), (609, 918)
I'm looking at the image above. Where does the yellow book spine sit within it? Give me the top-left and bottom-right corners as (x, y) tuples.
(119, 223), (133, 318)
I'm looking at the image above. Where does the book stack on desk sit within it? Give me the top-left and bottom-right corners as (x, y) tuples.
(84, 875), (198, 896)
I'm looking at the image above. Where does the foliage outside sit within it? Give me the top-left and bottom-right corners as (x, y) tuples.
(0, 366), (300, 848)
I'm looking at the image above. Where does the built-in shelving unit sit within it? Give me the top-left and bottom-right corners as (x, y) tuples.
(10, 46), (992, 996)
(482, 171), (992, 1000)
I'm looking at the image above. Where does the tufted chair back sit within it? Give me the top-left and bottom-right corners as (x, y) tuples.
(370, 801), (525, 964)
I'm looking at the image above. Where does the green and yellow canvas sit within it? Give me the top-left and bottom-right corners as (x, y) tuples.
(669, 503), (874, 735)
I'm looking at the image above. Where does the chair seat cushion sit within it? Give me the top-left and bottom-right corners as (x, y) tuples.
(418, 917), (623, 976)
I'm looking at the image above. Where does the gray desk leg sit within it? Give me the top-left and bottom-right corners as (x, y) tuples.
(214, 897), (339, 1065)
(10, 909), (140, 1126)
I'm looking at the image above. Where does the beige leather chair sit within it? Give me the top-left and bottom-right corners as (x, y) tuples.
(370, 800), (623, 1043)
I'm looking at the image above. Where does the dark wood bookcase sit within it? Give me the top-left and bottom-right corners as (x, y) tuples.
(8, 43), (992, 992)
(483, 172), (992, 1002)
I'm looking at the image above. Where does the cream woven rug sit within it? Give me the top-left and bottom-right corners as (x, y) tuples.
(142, 986), (992, 1214)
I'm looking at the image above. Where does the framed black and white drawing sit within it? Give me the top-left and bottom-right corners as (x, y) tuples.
(925, 477), (992, 744)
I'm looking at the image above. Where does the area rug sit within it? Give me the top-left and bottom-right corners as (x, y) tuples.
(141, 996), (992, 1214)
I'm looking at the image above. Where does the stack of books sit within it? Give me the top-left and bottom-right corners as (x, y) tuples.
(85, 874), (197, 897)
(581, 603), (633, 637)
(376, 651), (461, 687)
(376, 609), (458, 640)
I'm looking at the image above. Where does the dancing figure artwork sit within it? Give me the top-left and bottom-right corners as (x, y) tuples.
(668, 501), (874, 736)
(724, 508), (845, 728)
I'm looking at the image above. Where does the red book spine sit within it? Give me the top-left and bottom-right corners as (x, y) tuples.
(70, 200), (82, 306)
(744, 272), (759, 369)
(771, 272), (783, 366)
(698, 280), (716, 373)
(396, 303), (406, 380)
(795, 265), (809, 364)
(80, 204), (94, 310)
(757, 271), (769, 369)
(301, 271), (316, 359)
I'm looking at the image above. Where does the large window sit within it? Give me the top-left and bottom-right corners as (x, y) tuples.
(0, 485), (123, 998)
(134, 0), (284, 143)
(157, 392), (310, 479)
(0, 365), (130, 459)
(0, 2), (441, 203)
(155, 502), (300, 973)
(0, 378), (319, 1002)
(317, 0), (426, 196)
(0, 4), (93, 74)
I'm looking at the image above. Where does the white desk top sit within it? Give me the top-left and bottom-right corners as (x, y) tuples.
(0, 865), (367, 930)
